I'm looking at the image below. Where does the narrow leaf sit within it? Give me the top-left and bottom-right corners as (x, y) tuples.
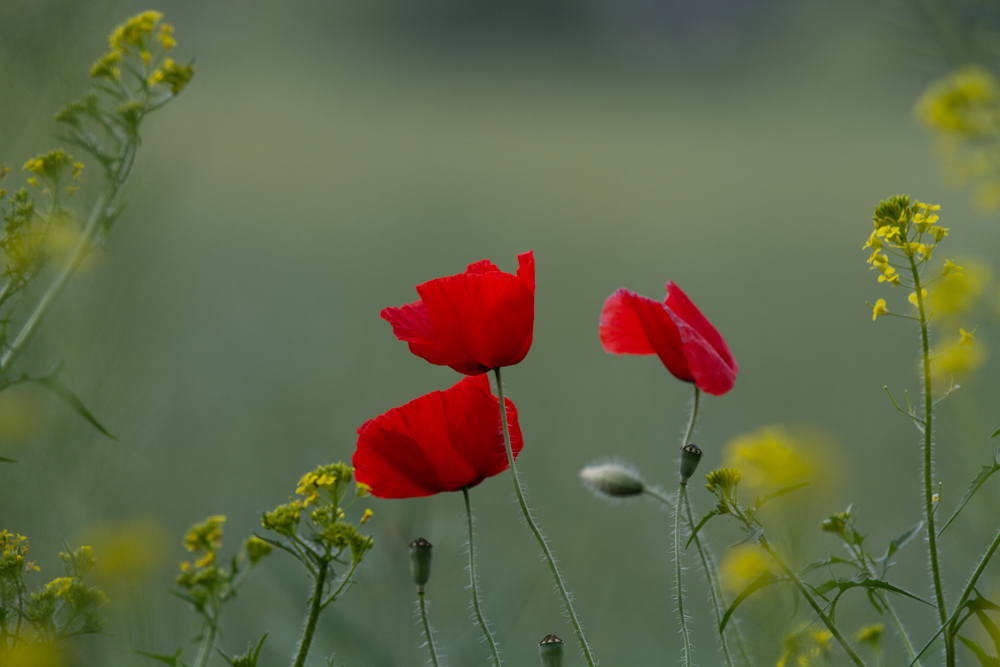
(731, 524), (764, 548)
(881, 521), (925, 561)
(958, 635), (1000, 667)
(799, 556), (858, 576)
(756, 483), (810, 509)
(939, 454), (1000, 535)
(135, 649), (183, 666)
(0, 456), (16, 463)
(33, 375), (116, 439)
(977, 610), (1000, 657)
(686, 510), (717, 549)
(720, 572), (782, 631)
(836, 578), (934, 607)
(992, 428), (1000, 438)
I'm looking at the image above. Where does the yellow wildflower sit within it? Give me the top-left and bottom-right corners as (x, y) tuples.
(960, 327), (976, 345)
(360, 509), (373, 524)
(720, 547), (770, 594)
(931, 339), (987, 376)
(872, 299), (889, 321)
(157, 23), (176, 51)
(909, 289), (928, 305)
(928, 259), (991, 316)
(915, 66), (1000, 136)
(109, 11), (163, 54)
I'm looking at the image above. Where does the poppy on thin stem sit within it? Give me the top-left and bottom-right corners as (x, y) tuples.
(381, 251), (535, 376)
(352, 374), (509, 666)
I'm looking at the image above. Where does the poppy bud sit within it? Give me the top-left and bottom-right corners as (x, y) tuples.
(580, 463), (645, 498)
(409, 538), (433, 590)
(538, 634), (564, 667)
(679, 444), (703, 483)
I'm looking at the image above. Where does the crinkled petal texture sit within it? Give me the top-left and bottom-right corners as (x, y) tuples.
(353, 375), (524, 498)
(599, 281), (738, 396)
(381, 252), (535, 375)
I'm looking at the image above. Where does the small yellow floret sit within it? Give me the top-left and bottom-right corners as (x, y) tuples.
(872, 299), (888, 321)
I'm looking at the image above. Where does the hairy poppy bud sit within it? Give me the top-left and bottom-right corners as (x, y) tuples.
(538, 634), (564, 667)
(409, 538), (433, 590)
(579, 463), (645, 498)
(679, 444), (703, 483)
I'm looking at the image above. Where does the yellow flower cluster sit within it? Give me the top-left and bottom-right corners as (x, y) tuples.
(182, 514), (226, 567)
(865, 197), (946, 290)
(21, 150), (83, 191)
(90, 11), (193, 96)
(147, 58), (194, 95)
(776, 628), (834, 667)
(704, 467), (742, 498)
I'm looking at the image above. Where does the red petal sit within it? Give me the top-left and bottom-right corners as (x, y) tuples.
(664, 282), (738, 373)
(381, 301), (487, 376)
(465, 259), (501, 274)
(600, 288), (693, 381)
(415, 253), (534, 372)
(353, 375), (523, 499)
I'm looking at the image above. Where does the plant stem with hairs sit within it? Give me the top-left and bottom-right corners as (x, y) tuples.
(463, 486), (502, 666)
(493, 367), (596, 667)
(417, 589), (440, 667)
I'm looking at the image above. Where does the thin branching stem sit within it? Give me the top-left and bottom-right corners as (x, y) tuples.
(291, 557), (329, 667)
(462, 486), (502, 666)
(493, 367), (596, 667)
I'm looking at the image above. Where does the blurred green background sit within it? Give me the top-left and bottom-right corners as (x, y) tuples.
(3, 0), (1000, 665)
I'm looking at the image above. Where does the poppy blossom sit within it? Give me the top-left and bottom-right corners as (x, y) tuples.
(599, 281), (738, 396)
(353, 374), (524, 498)
(381, 251), (535, 375)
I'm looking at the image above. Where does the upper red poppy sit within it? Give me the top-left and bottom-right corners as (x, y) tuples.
(599, 281), (738, 396)
(353, 374), (524, 498)
(381, 252), (535, 375)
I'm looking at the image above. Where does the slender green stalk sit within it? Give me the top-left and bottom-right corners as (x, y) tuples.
(417, 591), (441, 667)
(291, 558), (329, 667)
(674, 482), (694, 667)
(682, 386), (700, 447)
(908, 252), (952, 667)
(462, 486), (502, 666)
(683, 492), (735, 667)
(848, 543), (921, 665)
(758, 538), (867, 667)
(492, 367), (596, 667)
(191, 618), (217, 667)
(907, 525), (1000, 667)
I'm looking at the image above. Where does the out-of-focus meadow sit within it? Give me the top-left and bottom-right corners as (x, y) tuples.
(3, 1), (1000, 665)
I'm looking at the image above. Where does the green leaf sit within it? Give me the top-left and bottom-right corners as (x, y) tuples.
(939, 452), (1000, 535)
(0, 456), (16, 463)
(136, 649), (183, 666)
(755, 483), (810, 510)
(977, 610), (1000, 657)
(880, 521), (925, 562)
(799, 556), (858, 576)
(686, 510), (717, 549)
(992, 428), (1000, 438)
(958, 635), (1000, 667)
(33, 375), (116, 439)
(828, 578), (934, 608)
(730, 524), (764, 548)
(720, 571), (784, 631)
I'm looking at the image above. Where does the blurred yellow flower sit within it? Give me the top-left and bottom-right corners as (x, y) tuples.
(0, 385), (43, 445)
(915, 67), (1000, 137)
(1, 642), (63, 667)
(88, 518), (168, 582)
(720, 547), (770, 594)
(928, 259), (991, 317)
(725, 426), (835, 491)
(931, 338), (987, 376)
(909, 289), (928, 306)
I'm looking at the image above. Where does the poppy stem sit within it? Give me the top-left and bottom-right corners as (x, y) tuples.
(462, 486), (502, 666)
(674, 482), (694, 667)
(682, 386), (700, 447)
(417, 590), (441, 667)
(492, 367), (597, 667)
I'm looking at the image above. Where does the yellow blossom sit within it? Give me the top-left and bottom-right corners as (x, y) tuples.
(931, 339), (987, 376)
(856, 623), (884, 647)
(909, 289), (928, 305)
(109, 11), (163, 54)
(916, 66), (1000, 136)
(720, 547), (770, 594)
(960, 327), (976, 345)
(360, 509), (373, 524)
(872, 299), (888, 321)
(927, 259), (991, 316)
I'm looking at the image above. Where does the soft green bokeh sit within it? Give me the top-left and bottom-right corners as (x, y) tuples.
(3, 1), (1000, 665)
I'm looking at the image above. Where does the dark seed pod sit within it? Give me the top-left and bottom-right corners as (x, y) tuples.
(409, 538), (433, 590)
(539, 634), (564, 667)
(679, 444), (703, 483)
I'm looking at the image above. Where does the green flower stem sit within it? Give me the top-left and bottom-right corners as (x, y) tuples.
(191, 616), (217, 667)
(758, 538), (867, 667)
(674, 482), (694, 667)
(417, 591), (441, 667)
(291, 557), (329, 667)
(493, 367), (596, 667)
(848, 544), (920, 665)
(462, 486), (502, 666)
(682, 386), (700, 447)
(683, 492), (735, 667)
(908, 251), (952, 667)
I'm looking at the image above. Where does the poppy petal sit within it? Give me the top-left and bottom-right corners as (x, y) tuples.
(668, 312), (738, 396)
(600, 288), (693, 381)
(381, 300), (487, 375)
(353, 375), (522, 499)
(665, 282), (738, 373)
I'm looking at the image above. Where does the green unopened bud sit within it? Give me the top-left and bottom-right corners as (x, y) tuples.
(679, 444), (703, 482)
(539, 634), (565, 667)
(580, 462), (645, 498)
(409, 537), (433, 590)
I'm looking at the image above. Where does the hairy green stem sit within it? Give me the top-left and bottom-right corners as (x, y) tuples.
(759, 538), (867, 667)
(849, 543), (920, 664)
(682, 386), (700, 447)
(291, 558), (328, 667)
(908, 251), (952, 667)
(493, 367), (596, 667)
(462, 486), (502, 666)
(675, 482), (694, 667)
(684, 491), (735, 667)
(417, 591), (440, 667)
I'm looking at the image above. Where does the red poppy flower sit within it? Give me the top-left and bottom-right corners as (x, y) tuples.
(381, 251), (535, 375)
(353, 374), (524, 498)
(599, 281), (738, 396)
